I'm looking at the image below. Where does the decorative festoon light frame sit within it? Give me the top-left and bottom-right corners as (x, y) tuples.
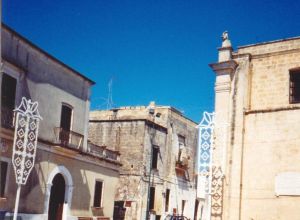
(12, 97), (42, 185)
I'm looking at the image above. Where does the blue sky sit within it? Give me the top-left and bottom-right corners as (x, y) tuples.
(3, 0), (300, 122)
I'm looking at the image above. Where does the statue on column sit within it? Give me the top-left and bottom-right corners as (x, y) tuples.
(221, 31), (231, 47)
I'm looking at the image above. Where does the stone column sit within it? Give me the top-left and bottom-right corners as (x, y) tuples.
(209, 31), (237, 220)
(43, 183), (52, 214)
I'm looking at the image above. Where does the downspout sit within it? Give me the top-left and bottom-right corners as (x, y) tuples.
(146, 112), (156, 220)
(238, 56), (251, 220)
(238, 109), (246, 220)
(226, 63), (240, 220)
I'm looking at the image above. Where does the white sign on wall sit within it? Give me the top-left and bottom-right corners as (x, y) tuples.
(275, 172), (300, 196)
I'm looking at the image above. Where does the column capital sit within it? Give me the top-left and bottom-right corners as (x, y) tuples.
(209, 60), (238, 78)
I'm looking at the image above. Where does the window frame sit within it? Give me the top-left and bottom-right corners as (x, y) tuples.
(93, 179), (104, 208)
(151, 146), (160, 170)
(289, 69), (300, 104)
(178, 134), (186, 147)
(60, 103), (73, 131)
(1, 73), (17, 128)
(181, 200), (186, 215)
(165, 188), (170, 212)
(178, 134), (187, 162)
(0, 158), (11, 198)
(149, 186), (155, 210)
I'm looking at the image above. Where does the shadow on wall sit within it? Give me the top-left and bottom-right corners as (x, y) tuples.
(2, 27), (90, 101)
(10, 149), (93, 216)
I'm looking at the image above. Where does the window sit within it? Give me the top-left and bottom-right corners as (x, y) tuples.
(193, 199), (200, 220)
(178, 135), (187, 162)
(151, 146), (159, 169)
(59, 104), (73, 144)
(181, 200), (186, 215)
(60, 104), (72, 131)
(0, 161), (8, 197)
(149, 186), (155, 210)
(290, 70), (300, 103)
(165, 189), (170, 212)
(1, 73), (17, 128)
(178, 135), (186, 147)
(93, 181), (103, 207)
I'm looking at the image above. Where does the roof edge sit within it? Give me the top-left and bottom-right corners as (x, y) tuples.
(2, 23), (96, 85)
(238, 35), (300, 50)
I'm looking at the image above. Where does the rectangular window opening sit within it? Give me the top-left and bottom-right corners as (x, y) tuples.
(93, 181), (103, 207)
(60, 105), (72, 131)
(165, 189), (170, 212)
(290, 70), (300, 103)
(178, 135), (186, 147)
(178, 135), (186, 162)
(0, 161), (8, 197)
(194, 199), (199, 220)
(1, 74), (17, 128)
(149, 186), (155, 210)
(151, 146), (159, 169)
(181, 200), (186, 215)
(59, 104), (73, 145)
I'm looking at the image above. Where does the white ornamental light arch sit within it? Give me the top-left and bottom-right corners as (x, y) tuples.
(12, 97), (42, 220)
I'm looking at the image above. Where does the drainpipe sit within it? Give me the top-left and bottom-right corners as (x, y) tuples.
(145, 145), (153, 220)
(146, 105), (155, 220)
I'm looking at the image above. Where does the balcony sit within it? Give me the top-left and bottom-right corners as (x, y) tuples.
(175, 159), (189, 180)
(54, 127), (84, 150)
(1, 107), (14, 129)
(53, 128), (120, 164)
(175, 160), (189, 170)
(87, 142), (120, 163)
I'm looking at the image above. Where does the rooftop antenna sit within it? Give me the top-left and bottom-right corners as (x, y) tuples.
(107, 77), (114, 109)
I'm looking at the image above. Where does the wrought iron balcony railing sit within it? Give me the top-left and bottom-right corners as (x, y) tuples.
(175, 160), (189, 170)
(1, 107), (15, 129)
(54, 127), (84, 150)
(87, 142), (120, 162)
(53, 128), (120, 163)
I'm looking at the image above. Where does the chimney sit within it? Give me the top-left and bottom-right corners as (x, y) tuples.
(148, 101), (156, 115)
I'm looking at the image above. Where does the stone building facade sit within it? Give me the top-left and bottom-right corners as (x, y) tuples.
(210, 32), (300, 220)
(89, 102), (200, 220)
(0, 25), (121, 220)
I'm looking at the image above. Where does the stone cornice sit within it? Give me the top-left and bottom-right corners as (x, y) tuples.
(209, 60), (238, 77)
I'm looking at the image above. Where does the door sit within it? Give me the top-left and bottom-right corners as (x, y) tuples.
(113, 201), (126, 220)
(48, 174), (65, 220)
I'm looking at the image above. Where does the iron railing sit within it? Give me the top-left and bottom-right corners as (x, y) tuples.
(164, 214), (189, 220)
(54, 127), (84, 150)
(53, 128), (120, 163)
(175, 160), (189, 170)
(1, 107), (15, 129)
(87, 142), (120, 162)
